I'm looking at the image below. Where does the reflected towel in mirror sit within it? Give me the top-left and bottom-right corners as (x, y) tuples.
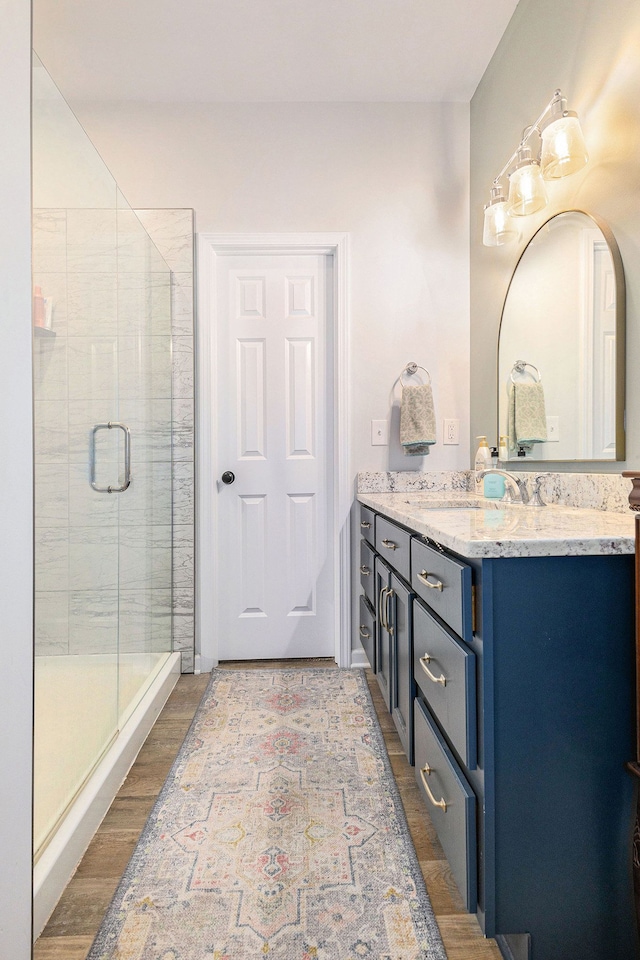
(400, 383), (436, 456)
(508, 381), (548, 451)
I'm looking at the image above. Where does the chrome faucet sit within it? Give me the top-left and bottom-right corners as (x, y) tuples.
(529, 475), (548, 507)
(476, 469), (530, 504)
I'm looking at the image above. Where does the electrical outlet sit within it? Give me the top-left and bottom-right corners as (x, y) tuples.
(443, 419), (460, 444)
(371, 419), (389, 445)
(546, 416), (560, 442)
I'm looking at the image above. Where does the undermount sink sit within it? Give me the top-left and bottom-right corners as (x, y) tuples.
(399, 494), (501, 510)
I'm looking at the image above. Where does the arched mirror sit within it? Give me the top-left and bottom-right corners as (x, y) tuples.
(497, 210), (625, 462)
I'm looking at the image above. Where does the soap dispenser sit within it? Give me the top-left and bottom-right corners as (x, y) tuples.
(474, 436), (491, 492)
(484, 447), (506, 499)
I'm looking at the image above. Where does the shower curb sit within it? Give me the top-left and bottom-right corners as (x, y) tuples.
(33, 652), (181, 940)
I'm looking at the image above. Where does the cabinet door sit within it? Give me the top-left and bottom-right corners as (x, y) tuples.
(359, 538), (376, 607)
(414, 698), (477, 913)
(374, 557), (392, 711)
(359, 505), (376, 546)
(376, 515), (411, 582)
(413, 598), (477, 769)
(390, 572), (415, 765)
(358, 594), (376, 672)
(411, 537), (473, 642)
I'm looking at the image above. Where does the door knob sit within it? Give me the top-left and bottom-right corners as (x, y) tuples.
(221, 471), (235, 485)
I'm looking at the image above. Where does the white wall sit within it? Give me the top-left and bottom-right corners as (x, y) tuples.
(69, 101), (471, 477)
(0, 1), (33, 955)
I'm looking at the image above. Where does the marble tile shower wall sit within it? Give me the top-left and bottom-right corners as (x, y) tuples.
(136, 209), (195, 673)
(33, 208), (195, 673)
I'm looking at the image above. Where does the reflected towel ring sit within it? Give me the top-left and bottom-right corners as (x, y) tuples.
(400, 362), (432, 387)
(510, 360), (542, 384)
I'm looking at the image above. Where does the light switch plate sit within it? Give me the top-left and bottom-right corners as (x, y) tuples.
(371, 419), (389, 445)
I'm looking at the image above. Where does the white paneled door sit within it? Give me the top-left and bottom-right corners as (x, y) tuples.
(215, 254), (334, 660)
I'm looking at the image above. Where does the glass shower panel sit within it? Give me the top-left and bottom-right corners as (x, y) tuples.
(31, 56), (173, 859)
(116, 191), (173, 722)
(32, 56), (120, 855)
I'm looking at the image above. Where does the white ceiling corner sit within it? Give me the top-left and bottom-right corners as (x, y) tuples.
(32, 0), (521, 104)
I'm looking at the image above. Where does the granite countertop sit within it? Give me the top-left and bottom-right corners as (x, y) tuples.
(357, 491), (636, 558)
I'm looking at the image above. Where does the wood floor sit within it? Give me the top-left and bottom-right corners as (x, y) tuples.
(34, 661), (501, 960)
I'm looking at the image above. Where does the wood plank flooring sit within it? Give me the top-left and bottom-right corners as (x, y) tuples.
(34, 661), (501, 959)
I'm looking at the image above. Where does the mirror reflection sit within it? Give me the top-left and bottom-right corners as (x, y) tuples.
(497, 210), (625, 462)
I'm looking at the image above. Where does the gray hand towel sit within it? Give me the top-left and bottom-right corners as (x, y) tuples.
(508, 381), (547, 451)
(400, 383), (436, 456)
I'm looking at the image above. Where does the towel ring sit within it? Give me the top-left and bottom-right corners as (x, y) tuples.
(510, 360), (542, 384)
(400, 362), (432, 387)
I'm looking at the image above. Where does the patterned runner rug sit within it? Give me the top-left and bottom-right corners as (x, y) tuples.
(88, 668), (446, 959)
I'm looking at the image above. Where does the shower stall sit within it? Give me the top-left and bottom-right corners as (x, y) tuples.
(32, 56), (180, 933)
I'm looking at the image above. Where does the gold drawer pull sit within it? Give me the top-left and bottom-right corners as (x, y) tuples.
(419, 764), (448, 812)
(417, 570), (444, 591)
(382, 538), (397, 550)
(360, 565), (370, 576)
(360, 520), (371, 528)
(419, 654), (446, 687)
(378, 587), (388, 630)
(359, 625), (371, 639)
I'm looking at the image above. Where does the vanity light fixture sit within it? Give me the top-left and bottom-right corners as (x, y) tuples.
(482, 185), (518, 247)
(482, 89), (588, 246)
(507, 144), (547, 217)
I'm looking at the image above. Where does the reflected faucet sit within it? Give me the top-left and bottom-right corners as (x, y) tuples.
(476, 469), (531, 504)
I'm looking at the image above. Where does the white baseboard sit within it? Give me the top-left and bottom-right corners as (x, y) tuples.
(350, 648), (370, 669)
(194, 653), (216, 674)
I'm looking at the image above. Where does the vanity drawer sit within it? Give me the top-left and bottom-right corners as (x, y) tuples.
(411, 538), (473, 642)
(359, 505), (376, 546)
(414, 697), (477, 913)
(376, 516), (411, 582)
(358, 595), (376, 672)
(359, 539), (376, 606)
(413, 599), (476, 769)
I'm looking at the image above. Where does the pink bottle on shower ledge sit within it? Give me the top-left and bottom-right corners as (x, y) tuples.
(33, 285), (46, 328)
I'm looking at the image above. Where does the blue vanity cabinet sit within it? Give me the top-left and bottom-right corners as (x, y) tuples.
(358, 503), (417, 762)
(471, 553), (637, 960)
(359, 499), (638, 960)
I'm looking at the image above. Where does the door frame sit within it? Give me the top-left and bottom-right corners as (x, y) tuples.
(196, 233), (350, 670)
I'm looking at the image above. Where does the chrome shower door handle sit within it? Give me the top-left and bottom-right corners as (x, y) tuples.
(90, 421), (132, 493)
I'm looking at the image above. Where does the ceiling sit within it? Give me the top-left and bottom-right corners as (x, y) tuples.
(33, 0), (520, 103)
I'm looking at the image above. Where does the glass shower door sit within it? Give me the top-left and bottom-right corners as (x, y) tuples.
(32, 56), (173, 860)
(32, 56), (122, 855)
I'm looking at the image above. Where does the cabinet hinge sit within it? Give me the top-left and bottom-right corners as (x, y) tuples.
(471, 584), (477, 634)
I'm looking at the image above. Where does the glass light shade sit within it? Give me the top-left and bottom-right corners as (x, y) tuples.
(483, 199), (517, 246)
(508, 161), (547, 217)
(540, 114), (588, 179)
